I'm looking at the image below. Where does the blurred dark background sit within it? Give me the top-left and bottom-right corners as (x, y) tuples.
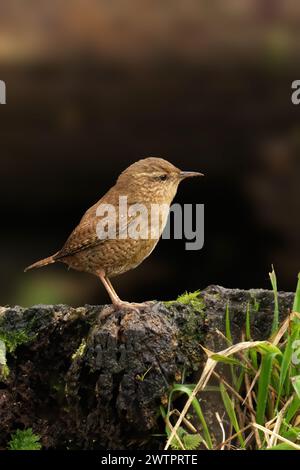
(0, 0), (300, 306)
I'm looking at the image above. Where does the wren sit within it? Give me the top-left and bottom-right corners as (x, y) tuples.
(25, 157), (203, 310)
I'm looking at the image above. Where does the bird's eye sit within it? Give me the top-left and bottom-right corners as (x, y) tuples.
(158, 174), (168, 181)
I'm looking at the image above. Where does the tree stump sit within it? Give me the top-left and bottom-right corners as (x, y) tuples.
(0, 286), (294, 449)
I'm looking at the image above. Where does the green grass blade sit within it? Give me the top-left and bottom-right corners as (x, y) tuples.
(210, 354), (245, 368)
(256, 342), (282, 355)
(285, 395), (300, 424)
(243, 304), (252, 389)
(256, 352), (279, 426)
(291, 375), (300, 400)
(276, 339), (294, 410)
(236, 369), (245, 392)
(269, 267), (279, 335)
(169, 384), (213, 449)
(293, 273), (300, 314)
(224, 302), (241, 388)
(245, 303), (251, 340)
(249, 348), (258, 370)
(220, 383), (245, 448)
(225, 302), (232, 343)
(267, 443), (297, 450)
(281, 425), (300, 441)
(276, 323), (300, 409)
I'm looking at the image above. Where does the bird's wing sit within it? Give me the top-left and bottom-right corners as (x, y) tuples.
(55, 192), (150, 260)
(55, 214), (100, 259)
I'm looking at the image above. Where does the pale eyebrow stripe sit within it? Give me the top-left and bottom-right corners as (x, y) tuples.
(137, 172), (162, 176)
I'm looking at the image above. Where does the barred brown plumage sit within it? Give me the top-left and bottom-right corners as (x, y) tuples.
(25, 157), (203, 311)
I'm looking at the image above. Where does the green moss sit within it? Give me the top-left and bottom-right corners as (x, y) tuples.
(177, 290), (205, 313)
(0, 311), (39, 356)
(0, 364), (10, 380)
(164, 290), (205, 314)
(71, 338), (86, 361)
(183, 309), (203, 336)
(8, 428), (42, 450)
(0, 326), (35, 378)
(165, 290), (206, 369)
(0, 328), (34, 354)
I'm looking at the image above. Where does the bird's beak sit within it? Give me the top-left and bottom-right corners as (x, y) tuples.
(179, 171), (204, 179)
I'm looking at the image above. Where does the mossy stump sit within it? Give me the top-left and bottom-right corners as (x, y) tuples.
(0, 286), (294, 449)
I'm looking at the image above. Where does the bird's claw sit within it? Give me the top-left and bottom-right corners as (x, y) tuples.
(113, 301), (149, 313)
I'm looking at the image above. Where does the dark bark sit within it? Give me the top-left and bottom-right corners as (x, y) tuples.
(0, 286), (294, 450)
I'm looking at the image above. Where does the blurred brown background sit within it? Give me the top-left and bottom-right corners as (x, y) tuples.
(0, 0), (300, 306)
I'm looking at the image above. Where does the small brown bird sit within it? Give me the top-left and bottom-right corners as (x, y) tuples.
(25, 157), (203, 310)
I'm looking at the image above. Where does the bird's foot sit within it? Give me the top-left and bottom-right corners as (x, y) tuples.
(113, 301), (149, 313)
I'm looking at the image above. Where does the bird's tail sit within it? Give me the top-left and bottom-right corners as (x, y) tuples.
(24, 252), (59, 272)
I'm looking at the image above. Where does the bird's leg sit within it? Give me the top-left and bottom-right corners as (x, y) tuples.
(105, 276), (149, 309)
(104, 277), (121, 300)
(98, 271), (148, 311)
(98, 271), (121, 305)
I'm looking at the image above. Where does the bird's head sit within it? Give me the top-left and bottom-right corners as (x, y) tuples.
(116, 157), (204, 204)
